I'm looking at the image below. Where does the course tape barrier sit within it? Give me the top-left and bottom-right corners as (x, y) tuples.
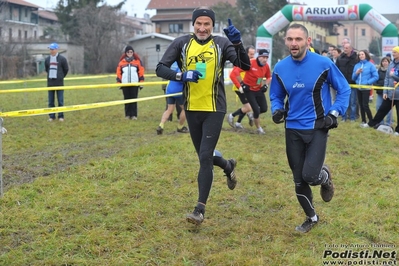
(349, 84), (395, 90)
(1, 78), (397, 118)
(0, 81), (168, 94)
(0, 74), (158, 85)
(1, 79), (394, 94)
(0, 93), (182, 117)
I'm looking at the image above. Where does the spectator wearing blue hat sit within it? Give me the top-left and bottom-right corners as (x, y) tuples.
(44, 42), (69, 122)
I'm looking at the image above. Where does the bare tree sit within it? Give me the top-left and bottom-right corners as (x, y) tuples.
(74, 4), (125, 74)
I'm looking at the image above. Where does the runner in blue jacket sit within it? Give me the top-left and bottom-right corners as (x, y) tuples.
(270, 23), (351, 233)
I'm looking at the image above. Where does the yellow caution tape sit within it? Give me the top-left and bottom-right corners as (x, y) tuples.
(0, 81), (168, 94)
(0, 74), (158, 84)
(349, 84), (396, 90)
(0, 92), (182, 117)
(2, 76), (397, 118)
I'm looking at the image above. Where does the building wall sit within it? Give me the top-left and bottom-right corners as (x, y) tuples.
(157, 21), (192, 37)
(335, 21), (381, 50)
(27, 43), (84, 74)
(7, 4), (37, 24)
(64, 44), (84, 74)
(141, 22), (154, 34)
(0, 21), (40, 41)
(0, 3), (40, 41)
(129, 37), (174, 71)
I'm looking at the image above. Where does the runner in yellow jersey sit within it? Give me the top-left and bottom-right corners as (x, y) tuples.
(156, 7), (250, 225)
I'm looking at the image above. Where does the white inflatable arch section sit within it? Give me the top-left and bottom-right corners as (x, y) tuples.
(256, 4), (398, 62)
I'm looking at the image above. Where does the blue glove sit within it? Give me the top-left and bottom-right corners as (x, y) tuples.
(182, 70), (202, 83)
(223, 18), (241, 44)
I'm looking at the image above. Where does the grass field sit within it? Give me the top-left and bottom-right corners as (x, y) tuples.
(0, 74), (398, 265)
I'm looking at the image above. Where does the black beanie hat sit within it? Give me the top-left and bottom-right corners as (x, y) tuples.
(125, 45), (134, 53)
(258, 49), (270, 57)
(192, 8), (215, 27)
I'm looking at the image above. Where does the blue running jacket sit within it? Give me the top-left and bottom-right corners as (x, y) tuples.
(270, 51), (351, 130)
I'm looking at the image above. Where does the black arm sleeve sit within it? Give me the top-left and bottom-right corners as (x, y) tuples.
(156, 63), (178, 81)
(232, 43), (250, 71)
(62, 57), (69, 77)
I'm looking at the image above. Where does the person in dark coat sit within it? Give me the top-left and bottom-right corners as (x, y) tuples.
(335, 42), (358, 121)
(44, 42), (69, 122)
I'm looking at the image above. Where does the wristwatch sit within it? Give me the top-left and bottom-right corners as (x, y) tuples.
(176, 72), (182, 81)
(329, 110), (339, 117)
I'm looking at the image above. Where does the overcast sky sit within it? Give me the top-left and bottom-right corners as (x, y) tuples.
(32, 0), (155, 17)
(31, 0), (398, 18)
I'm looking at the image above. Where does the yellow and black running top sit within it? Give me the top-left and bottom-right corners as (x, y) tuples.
(156, 34), (250, 113)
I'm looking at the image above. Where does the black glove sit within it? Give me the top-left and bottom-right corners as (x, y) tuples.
(223, 18), (241, 44)
(240, 81), (250, 92)
(139, 86), (143, 90)
(324, 114), (338, 129)
(272, 109), (287, 124)
(261, 84), (268, 93)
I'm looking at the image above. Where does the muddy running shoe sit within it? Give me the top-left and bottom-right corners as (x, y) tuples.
(257, 127), (265, 135)
(247, 112), (254, 127)
(320, 165), (334, 202)
(235, 122), (244, 129)
(224, 159), (237, 190)
(227, 113), (234, 128)
(186, 207), (204, 225)
(177, 126), (189, 133)
(295, 216), (318, 233)
(156, 126), (163, 135)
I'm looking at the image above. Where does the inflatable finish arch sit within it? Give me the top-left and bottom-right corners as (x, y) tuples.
(256, 4), (399, 63)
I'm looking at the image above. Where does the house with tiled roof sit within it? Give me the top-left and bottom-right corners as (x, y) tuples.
(147, 0), (236, 37)
(0, 0), (65, 41)
(335, 13), (399, 56)
(0, 0), (85, 77)
(0, 0), (42, 41)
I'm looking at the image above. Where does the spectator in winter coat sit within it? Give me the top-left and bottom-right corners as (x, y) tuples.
(351, 50), (378, 126)
(373, 56), (392, 125)
(45, 42), (69, 122)
(336, 42), (359, 121)
(116, 45), (145, 120)
(361, 46), (399, 135)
